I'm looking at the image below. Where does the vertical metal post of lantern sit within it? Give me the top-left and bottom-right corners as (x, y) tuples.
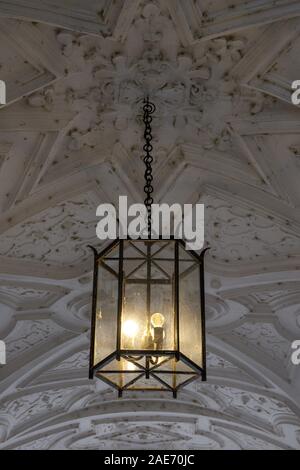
(145, 242), (151, 380)
(199, 247), (210, 382)
(174, 240), (180, 361)
(88, 246), (98, 380)
(116, 240), (124, 361)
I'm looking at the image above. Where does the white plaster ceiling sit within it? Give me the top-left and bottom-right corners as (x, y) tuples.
(0, 0), (300, 450)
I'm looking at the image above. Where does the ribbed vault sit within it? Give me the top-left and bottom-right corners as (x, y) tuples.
(0, 0), (300, 450)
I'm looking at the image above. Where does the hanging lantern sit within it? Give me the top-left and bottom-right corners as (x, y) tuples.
(89, 99), (208, 397)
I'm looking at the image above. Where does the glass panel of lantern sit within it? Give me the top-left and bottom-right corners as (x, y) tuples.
(178, 244), (205, 371)
(92, 242), (119, 368)
(121, 240), (175, 353)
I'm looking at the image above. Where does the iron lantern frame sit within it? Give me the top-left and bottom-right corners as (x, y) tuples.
(88, 237), (208, 398)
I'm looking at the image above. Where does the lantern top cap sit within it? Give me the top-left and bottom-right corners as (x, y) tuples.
(88, 237), (210, 263)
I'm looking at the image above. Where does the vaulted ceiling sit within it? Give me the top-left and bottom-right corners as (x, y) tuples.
(0, 0), (300, 450)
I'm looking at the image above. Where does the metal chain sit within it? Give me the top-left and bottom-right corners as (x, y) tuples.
(142, 96), (156, 237)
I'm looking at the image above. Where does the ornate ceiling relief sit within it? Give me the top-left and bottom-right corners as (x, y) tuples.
(0, 0), (299, 450)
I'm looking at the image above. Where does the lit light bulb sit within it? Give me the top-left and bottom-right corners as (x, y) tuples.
(123, 320), (138, 338)
(150, 312), (165, 350)
(151, 312), (165, 328)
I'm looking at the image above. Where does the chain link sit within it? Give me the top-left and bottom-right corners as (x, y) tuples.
(142, 97), (156, 237)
